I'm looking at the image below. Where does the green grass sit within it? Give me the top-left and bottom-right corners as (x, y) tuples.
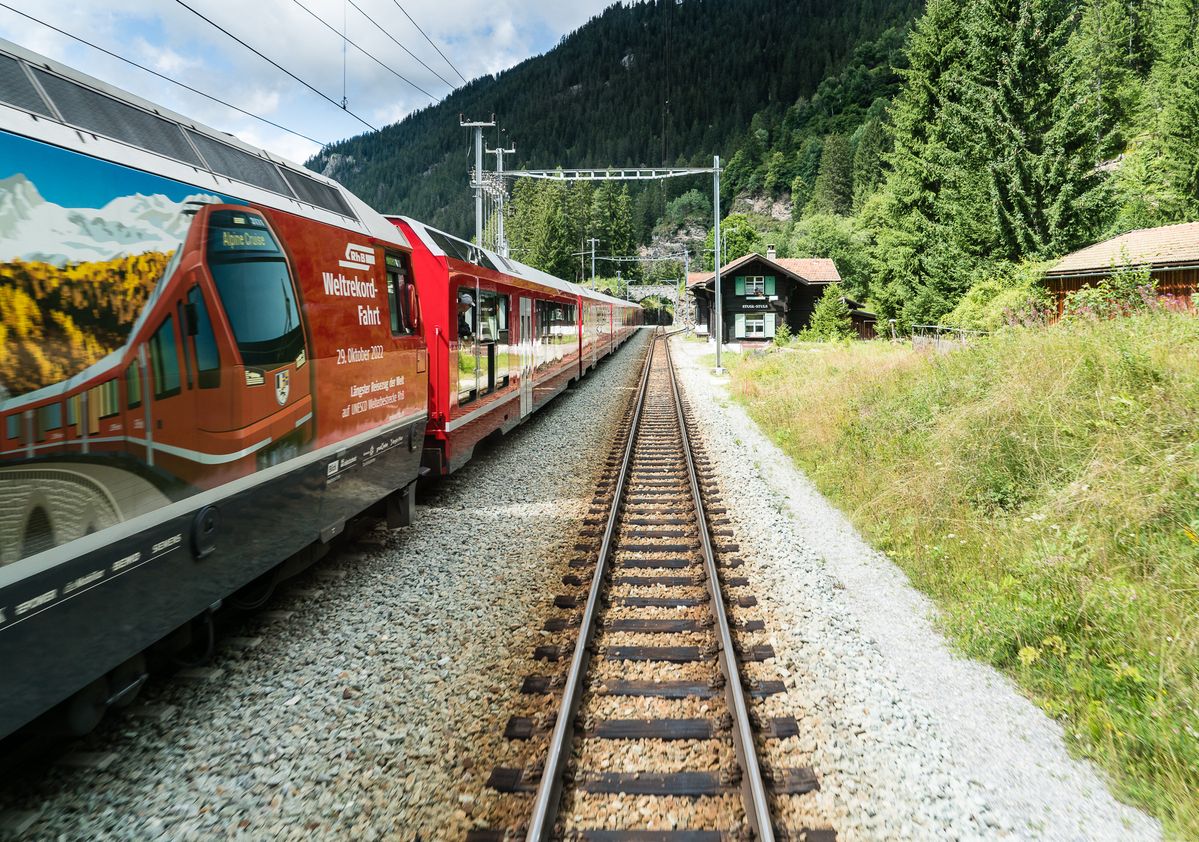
(727, 314), (1199, 838)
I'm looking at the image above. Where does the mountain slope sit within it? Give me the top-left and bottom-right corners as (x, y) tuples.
(308, 0), (922, 237)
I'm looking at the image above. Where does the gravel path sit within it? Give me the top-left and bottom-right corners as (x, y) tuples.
(0, 332), (651, 841)
(671, 337), (1162, 842)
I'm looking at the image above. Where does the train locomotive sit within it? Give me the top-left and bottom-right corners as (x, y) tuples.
(0, 39), (639, 740)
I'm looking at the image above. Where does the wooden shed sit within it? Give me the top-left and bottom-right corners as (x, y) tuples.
(1045, 222), (1199, 316)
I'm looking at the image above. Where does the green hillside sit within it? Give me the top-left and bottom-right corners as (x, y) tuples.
(307, 0), (922, 237)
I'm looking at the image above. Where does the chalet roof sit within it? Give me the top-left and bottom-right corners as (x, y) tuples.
(774, 258), (841, 283)
(1047, 221), (1199, 277)
(687, 252), (841, 290)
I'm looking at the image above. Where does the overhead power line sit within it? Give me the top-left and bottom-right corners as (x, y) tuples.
(388, 0), (468, 85)
(0, 2), (328, 147)
(288, 0), (437, 101)
(345, 0), (455, 91)
(172, 0), (378, 131)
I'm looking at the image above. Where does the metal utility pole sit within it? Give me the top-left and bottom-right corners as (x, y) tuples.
(588, 237), (599, 290)
(461, 115), (495, 247)
(616, 269), (622, 299)
(487, 142), (516, 257)
(682, 249), (690, 326)
(713, 155), (723, 372)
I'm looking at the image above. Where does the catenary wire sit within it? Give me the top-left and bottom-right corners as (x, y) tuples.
(172, 0), (378, 131)
(345, 0), (455, 91)
(288, 0), (437, 101)
(0, 2), (330, 147)
(388, 0), (468, 85)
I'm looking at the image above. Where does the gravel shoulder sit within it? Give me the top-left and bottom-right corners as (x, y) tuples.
(0, 332), (651, 842)
(671, 337), (1162, 842)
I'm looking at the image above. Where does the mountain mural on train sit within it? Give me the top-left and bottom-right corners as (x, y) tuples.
(0, 129), (320, 565)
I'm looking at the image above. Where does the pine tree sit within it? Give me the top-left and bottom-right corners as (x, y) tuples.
(869, 0), (972, 326)
(851, 118), (886, 210)
(805, 134), (854, 216)
(958, 0), (1109, 258)
(1115, 0), (1199, 226)
(806, 283), (855, 340)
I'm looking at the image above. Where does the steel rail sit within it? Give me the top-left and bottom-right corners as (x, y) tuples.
(525, 329), (660, 841)
(664, 338), (775, 840)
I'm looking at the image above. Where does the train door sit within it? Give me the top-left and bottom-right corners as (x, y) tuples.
(519, 297), (533, 417)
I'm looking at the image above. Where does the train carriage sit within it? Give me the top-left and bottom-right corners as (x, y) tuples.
(391, 217), (640, 476)
(0, 40), (427, 739)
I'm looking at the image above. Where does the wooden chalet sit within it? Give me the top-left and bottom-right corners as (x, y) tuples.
(688, 246), (844, 341)
(1045, 222), (1199, 316)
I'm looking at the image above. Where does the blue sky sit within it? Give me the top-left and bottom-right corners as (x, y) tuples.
(0, 0), (614, 164)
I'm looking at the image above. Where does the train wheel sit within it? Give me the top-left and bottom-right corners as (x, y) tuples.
(60, 677), (109, 736)
(107, 654), (148, 709)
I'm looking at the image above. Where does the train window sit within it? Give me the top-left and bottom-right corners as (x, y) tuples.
(187, 286), (221, 388)
(92, 380), (120, 419)
(457, 285), (477, 406)
(6, 414), (21, 441)
(66, 395), (79, 428)
(37, 403), (62, 439)
(176, 303), (193, 390)
(0, 55), (52, 117)
(186, 130), (292, 196)
(279, 168), (356, 219)
(206, 210), (305, 369)
(428, 229), (474, 264)
(126, 362), (142, 409)
(386, 254), (410, 336)
(476, 291), (510, 392)
(33, 69), (202, 166)
(149, 316), (181, 399)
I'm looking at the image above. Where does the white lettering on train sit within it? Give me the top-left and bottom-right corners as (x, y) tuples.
(63, 569), (105, 594)
(112, 551), (142, 572)
(322, 272), (378, 299)
(358, 305), (381, 326)
(16, 589), (57, 616)
(152, 534), (182, 555)
(341, 243), (377, 270)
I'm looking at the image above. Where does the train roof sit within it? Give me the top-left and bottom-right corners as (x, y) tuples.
(395, 216), (639, 308)
(0, 38), (408, 250)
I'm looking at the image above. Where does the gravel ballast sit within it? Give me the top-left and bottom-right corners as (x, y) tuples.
(0, 333), (650, 841)
(670, 337), (1161, 842)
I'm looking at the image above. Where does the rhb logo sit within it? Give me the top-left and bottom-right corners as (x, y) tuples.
(341, 243), (376, 270)
(275, 370), (290, 405)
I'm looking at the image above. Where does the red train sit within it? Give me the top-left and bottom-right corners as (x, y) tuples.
(0, 38), (640, 739)
(393, 216), (638, 474)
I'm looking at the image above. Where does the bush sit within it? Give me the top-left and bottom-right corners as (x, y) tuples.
(773, 321), (792, 346)
(1063, 264), (1155, 320)
(942, 261), (1054, 332)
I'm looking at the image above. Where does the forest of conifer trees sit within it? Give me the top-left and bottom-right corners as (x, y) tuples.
(319, 0), (1199, 331)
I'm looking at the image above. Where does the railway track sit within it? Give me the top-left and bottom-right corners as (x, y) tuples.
(472, 330), (836, 840)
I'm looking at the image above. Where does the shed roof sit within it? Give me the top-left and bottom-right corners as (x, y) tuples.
(1047, 221), (1199, 277)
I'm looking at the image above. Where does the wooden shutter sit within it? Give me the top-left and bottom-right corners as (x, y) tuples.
(734, 313), (746, 338)
(734, 276), (745, 296)
(764, 276), (776, 296)
(764, 312), (776, 338)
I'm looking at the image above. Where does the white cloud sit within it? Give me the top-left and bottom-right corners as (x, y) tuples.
(0, 0), (611, 162)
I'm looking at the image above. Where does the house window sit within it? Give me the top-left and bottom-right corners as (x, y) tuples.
(745, 314), (766, 338)
(745, 276), (766, 295)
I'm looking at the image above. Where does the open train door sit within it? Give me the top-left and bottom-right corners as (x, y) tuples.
(519, 296), (534, 417)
